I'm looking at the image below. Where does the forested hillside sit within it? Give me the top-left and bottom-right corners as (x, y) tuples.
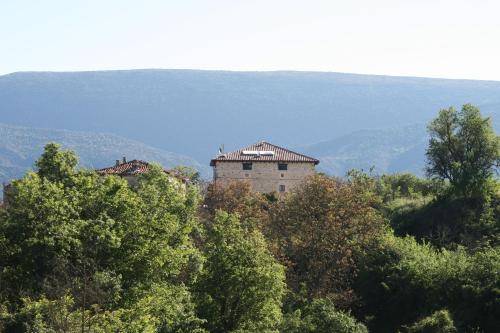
(302, 125), (428, 176)
(0, 123), (207, 188)
(1, 70), (499, 165)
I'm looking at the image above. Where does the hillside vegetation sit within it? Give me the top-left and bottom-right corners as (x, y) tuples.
(302, 125), (428, 176)
(0, 123), (207, 188)
(1, 70), (499, 165)
(0, 104), (498, 332)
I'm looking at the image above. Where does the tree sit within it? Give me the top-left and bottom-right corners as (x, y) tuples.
(0, 143), (205, 332)
(270, 174), (384, 306)
(35, 142), (79, 183)
(203, 181), (272, 232)
(426, 104), (500, 197)
(195, 211), (286, 333)
(170, 166), (201, 184)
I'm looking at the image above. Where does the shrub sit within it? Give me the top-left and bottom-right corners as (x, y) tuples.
(406, 309), (457, 333)
(280, 298), (367, 333)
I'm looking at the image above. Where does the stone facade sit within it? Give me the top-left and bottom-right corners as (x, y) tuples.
(1, 183), (14, 208)
(211, 141), (320, 193)
(213, 161), (316, 193)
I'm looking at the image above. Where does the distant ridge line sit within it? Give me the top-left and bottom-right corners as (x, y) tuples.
(3, 68), (500, 83)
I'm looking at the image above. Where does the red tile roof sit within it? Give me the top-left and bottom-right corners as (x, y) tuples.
(96, 159), (191, 183)
(96, 159), (152, 176)
(210, 141), (319, 166)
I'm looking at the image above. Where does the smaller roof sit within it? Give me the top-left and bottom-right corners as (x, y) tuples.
(96, 159), (151, 176)
(96, 159), (191, 183)
(210, 141), (319, 166)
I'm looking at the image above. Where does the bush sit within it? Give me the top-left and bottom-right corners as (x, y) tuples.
(391, 194), (500, 248)
(355, 232), (500, 332)
(406, 309), (457, 333)
(280, 298), (367, 333)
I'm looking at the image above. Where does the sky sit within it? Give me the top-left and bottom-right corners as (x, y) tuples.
(1, 0), (500, 80)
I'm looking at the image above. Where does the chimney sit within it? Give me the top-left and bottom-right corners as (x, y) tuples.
(122, 156), (126, 164)
(115, 159), (120, 166)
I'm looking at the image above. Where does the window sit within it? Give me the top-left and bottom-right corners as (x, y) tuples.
(278, 163), (288, 171)
(279, 185), (286, 192)
(242, 162), (252, 170)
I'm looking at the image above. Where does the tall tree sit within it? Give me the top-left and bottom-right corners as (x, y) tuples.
(426, 104), (499, 197)
(270, 174), (384, 306)
(35, 142), (78, 183)
(196, 211), (285, 333)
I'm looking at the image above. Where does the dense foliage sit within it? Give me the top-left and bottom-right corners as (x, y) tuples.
(0, 143), (205, 332)
(356, 233), (500, 332)
(280, 298), (368, 333)
(195, 211), (285, 333)
(0, 104), (499, 332)
(269, 174), (384, 305)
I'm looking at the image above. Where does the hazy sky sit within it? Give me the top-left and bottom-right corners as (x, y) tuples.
(1, 0), (500, 80)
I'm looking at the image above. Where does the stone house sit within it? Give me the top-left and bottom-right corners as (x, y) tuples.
(96, 158), (153, 187)
(210, 141), (319, 193)
(0, 158), (185, 208)
(96, 157), (188, 186)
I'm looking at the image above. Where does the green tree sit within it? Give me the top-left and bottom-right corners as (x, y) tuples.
(0, 143), (205, 332)
(426, 104), (500, 197)
(170, 166), (201, 184)
(35, 142), (79, 183)
(196, 211), (286, 333)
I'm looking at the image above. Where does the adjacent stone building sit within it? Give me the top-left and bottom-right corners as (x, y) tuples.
(96, 158), (188, 186)
(1, 183), (13, 208)
(210, 141), (319, 193)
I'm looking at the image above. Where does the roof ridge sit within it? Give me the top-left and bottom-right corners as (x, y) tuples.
(258, 141), (319, 162)
(95, 159), (150, 172)
(210, 141), (319, 166)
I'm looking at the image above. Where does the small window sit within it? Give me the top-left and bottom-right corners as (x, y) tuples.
(278, 163), (288, 171)
(243, 162), (252, 170)
(279, 185), (286, 192)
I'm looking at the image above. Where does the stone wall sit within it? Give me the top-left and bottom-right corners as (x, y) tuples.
(213, 161), (315, 193)
(1, 183), (13, 208)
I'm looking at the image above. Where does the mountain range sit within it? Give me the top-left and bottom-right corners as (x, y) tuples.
(0, 69), (499, 185)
